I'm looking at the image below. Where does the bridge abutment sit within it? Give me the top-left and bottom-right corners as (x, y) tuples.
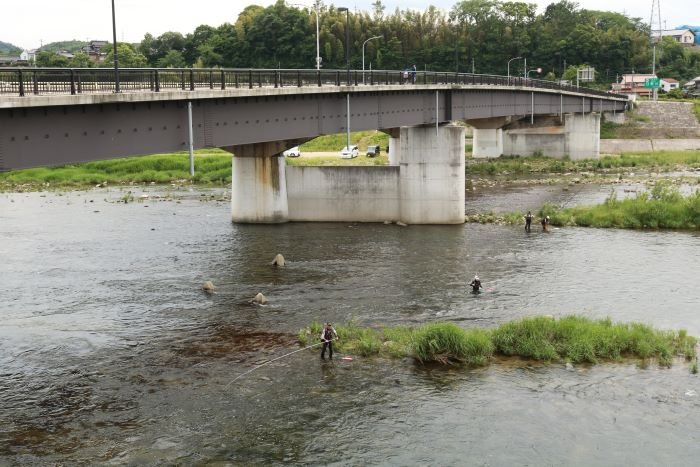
(503, 113), (600, 159)
(470, 114), (601, 160)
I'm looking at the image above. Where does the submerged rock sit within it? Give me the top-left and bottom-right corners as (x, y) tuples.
(271, 254), (285, 267)
(254, 292), (268, 305)
(202, 281), (216, 293)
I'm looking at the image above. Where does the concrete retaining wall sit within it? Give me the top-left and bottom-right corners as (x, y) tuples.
(601, 139), (700, 154)
(286, 166), (400, 222)
(285, 125), (466, 224)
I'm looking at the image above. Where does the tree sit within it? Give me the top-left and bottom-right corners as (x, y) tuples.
(35, 51), (69, 67)
(105, 43), (148, 68)
(157, 50), (186, 68)
(69, 52), (93, 68)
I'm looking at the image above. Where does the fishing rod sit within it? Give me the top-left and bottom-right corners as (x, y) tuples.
(223, 338), (337, 388)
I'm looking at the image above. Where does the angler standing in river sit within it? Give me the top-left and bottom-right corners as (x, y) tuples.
(469, 274), (483, 294)
(320, 322), (339, 360)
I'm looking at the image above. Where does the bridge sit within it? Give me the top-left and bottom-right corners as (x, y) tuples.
(0, 67), (627, 224)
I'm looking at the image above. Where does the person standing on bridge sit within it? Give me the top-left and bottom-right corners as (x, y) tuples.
(320, 322), (339, 360)
(525, 211), (534, 232)
(411, 64), (417, 84)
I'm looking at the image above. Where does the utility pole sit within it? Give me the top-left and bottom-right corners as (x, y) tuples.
(649, 0), (662, 101)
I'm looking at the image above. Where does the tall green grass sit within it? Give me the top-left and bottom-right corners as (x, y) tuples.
(297, 315), (696, 369)
(543, 182), (700, 230)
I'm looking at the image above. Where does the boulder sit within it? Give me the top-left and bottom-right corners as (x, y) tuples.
(254, 292), (268, 305)
(271, 254), (285, 267)
(202, 281), (216, 293)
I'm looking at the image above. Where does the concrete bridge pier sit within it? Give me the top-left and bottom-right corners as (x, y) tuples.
(469, 117), (514, 159)
(226, 141), (290, 223)
(382, 128), (401, 165)
(503, 113), (601, 159)
(398, 124), (466, 224)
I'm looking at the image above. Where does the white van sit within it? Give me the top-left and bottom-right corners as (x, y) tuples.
(340, 145), (359, 159)
(283, 146), (301, 157)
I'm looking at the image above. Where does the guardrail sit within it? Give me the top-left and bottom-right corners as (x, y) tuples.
(0, 67), (623, 99)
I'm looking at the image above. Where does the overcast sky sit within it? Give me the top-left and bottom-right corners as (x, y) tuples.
(3, 0), (697, 50)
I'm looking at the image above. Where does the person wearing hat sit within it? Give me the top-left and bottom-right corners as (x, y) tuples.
(320, 322), (339, 360)
(541, 215), (550, 232)
(469, 274), (483, 294)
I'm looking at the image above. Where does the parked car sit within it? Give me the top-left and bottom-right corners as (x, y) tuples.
(283, 146), (301, 157)
(340, 145), (359, 159)
(366, 145), (381, 157)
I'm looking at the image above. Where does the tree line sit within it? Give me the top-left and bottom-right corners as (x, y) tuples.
(31, 0), (700, 84)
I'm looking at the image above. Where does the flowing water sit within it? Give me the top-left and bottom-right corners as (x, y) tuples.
(1, 184), (700, 466)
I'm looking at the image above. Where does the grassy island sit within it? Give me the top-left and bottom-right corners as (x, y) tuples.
(468, 183), (700, 230)
(298, 315), (697, 371)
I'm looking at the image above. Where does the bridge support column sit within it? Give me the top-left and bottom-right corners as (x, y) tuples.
(382, 128), (401, 165)
(399, 124), (465, 224)
(472, 129), (503, 158)
(466, 117), (513, 159)
(503, 113), (600, 160)
(226, 142), (289, 223)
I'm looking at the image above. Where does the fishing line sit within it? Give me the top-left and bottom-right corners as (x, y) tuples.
(224, 339), (337, 388)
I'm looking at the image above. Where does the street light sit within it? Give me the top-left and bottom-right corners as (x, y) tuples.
(526, 67), (542, 79)
(507, 56), (522, 84)
(338, 7), (350, 77)
(111, 0), (120, 93)
(291, 2), (321, 70)
(362, 35), (382, 84)
(337, 6), (350, 159)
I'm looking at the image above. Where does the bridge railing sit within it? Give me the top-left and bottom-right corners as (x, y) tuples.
(0, 67), (623, 99)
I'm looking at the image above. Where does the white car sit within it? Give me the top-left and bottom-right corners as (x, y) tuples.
(283, 146), (301, 157)
(340, 145), (359, 159)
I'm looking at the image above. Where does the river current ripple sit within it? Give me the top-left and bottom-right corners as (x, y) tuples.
(1, 185), (699, 465)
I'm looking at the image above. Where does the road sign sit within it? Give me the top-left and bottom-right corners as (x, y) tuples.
(578, 67), (595, 81)
(644, 77), (660, 88)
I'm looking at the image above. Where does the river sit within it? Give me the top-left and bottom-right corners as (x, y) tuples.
(1, 183), (699, 466)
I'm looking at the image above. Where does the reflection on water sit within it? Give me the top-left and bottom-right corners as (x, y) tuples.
(1, 187), (700, 465)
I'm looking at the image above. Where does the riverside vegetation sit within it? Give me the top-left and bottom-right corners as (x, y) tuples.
(298, 316), (698, 372)
(468, 182), (700, 231)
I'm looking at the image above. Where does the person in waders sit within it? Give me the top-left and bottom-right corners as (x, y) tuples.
(525, 211), (534, 232)
(320, 322), (338, 360)
(541, 215), (550, 232)
(469, 274), (483, 294)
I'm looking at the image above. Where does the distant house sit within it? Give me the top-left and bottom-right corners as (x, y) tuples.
(80, 40), (109, 62)
(0, 56), (28, 67)
(611, 73), (656, 97)
(660, 78), (679, 93)
(684, 76), (700, 96)
(654, 29), (696, 45)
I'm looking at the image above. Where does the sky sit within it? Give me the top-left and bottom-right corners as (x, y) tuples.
(2, 0), (698, 50)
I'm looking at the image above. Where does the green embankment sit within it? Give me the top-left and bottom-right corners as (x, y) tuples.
(467, 151), (700, 177)
(299, 130), (388, 152)
(298, 316), (697, 370)
(0, 131), (392, 191)
(0, 150), (233, 190)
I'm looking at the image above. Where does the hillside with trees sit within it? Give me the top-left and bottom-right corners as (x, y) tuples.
(0, 40), (21, 56)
